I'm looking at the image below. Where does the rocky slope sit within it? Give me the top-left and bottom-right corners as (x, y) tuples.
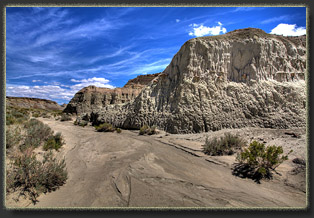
(6, 96), (63, 111)
(79, 28), (307, 133)
(63, 73), (160, 115)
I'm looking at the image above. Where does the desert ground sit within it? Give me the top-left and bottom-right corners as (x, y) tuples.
(6, 117), (307, 209)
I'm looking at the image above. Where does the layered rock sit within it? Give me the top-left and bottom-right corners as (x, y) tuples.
(80, 28), (307, 133)
(63, 73), (160, 115)
(6, 96), (63, 111)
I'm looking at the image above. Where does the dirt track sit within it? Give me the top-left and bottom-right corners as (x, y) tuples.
(18, 118), (307, 208)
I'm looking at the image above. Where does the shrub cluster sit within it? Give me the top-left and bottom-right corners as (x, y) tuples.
(74, 119), (88, 127)
(139, 125), (157, 135)
(60, 113), (72, 121)
(6, 106), (29, 125)
(202, 133), (246, 156)
(6, 126), (22, 149)
(235, 141), (292, 179)
(116, 128), (122, 133)
(6, 150), (67, 204)
(95, 123), (115, 132)
(22, 119), (54, 150)
(43, 132), (65, 151)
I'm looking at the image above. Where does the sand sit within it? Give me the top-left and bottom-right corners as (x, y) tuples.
(5, 118), (307, 209)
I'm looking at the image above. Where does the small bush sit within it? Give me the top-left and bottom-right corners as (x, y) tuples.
(202, 133), (246, 156)
(116, 128), (122, 133)
(43, 132), (65, 151)
(6, 126), (22, 149)
(75, 119), (88, 127)
(95, 123), (115, 132)
(139, 125), (157, 135)
(6, 107), (29, 125)
(234, 141), (292, 181)
(6, 150), (67, 204)
(60, 113), (72, 121)
(22, 119), (54, 150)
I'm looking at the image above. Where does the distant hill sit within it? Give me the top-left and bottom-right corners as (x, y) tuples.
(6, 96), (63, 111)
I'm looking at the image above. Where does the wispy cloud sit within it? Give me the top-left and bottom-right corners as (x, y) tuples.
(261, 15), (291, 24)
(232, 7), (264, 12)
(188, 22), (227, 37)
(270, 23), (306, 36)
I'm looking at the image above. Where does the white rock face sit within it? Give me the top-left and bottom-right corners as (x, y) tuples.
(89, 28), (307, 133)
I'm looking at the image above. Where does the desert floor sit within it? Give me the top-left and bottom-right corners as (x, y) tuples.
(6, 118), (307, 209)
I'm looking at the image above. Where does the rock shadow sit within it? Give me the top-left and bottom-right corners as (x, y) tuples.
(231, 163), (272, 184)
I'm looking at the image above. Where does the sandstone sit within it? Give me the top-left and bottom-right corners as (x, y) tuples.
(6, 96), (63, 111)
(73, 28), (306, 133)
(63, 73), (160, 115)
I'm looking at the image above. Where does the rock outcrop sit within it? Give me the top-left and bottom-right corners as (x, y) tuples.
(63, 73), (160, 115)
(6, 96), (63, 111)
(75, 28), (307, 133)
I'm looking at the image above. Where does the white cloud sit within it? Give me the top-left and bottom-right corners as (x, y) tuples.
(70, 77), (115, 92)
(188, 22), (227, 37)
(176, 19), (180, 23)
(270, 23), (306, 36)
(32, 80), (41, 82)
(6, 77), (115, 103)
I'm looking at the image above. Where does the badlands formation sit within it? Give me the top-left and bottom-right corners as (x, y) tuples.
(67, 28), (306, 134)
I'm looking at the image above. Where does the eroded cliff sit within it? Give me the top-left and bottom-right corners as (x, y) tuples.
(76, 28), (307, 133)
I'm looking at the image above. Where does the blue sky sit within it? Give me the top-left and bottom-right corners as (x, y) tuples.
(6, 7), (306, 104)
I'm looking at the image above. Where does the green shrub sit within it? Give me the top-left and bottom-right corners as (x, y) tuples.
(236, 141), (292, 179)
(6, 150), (67, 204)
(43, 132), (65, 151)
(60, 113), (72, 121)
(6, 107), (29, 125)
(22, 119), (54, 150)
(6, 126), (22, 149)
(95, 123), (115, 132)
(116, 128), (122, 133)
(139, 125), (157, 135)
(202, 133), (246, 156)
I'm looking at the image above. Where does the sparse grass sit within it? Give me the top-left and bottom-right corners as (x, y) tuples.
(202, 133), (246, 156)
(139, 125), (157, 135)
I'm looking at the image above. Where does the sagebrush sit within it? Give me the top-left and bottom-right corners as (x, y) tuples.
(6, 150), (67, 204)
(139, 125), (157, 135)
(202, 133), (246, 156)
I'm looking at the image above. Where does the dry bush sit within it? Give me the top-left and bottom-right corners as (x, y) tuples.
(202, 133), (246, 156)
(95, 123), (115, 132)
(6, 149), (67, 204)
(139, 125), (157, 135)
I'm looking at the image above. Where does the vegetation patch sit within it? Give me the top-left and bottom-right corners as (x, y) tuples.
(95, 123), (115, 132)
(139, 125), (157, 135)
(232, 141), (292, 183)
(60, 113), (72, 121)
(43, 132), (65, 151)
(116, 128), (122, 133)
(22, 119), (54, 150)
(202, 133), (246, 156)
(6, 150), (67, 204)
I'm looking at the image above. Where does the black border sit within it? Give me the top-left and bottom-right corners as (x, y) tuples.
(0, 0), (312, 217)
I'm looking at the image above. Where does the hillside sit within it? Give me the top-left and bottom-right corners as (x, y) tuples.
(80, 28), (306, 133)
